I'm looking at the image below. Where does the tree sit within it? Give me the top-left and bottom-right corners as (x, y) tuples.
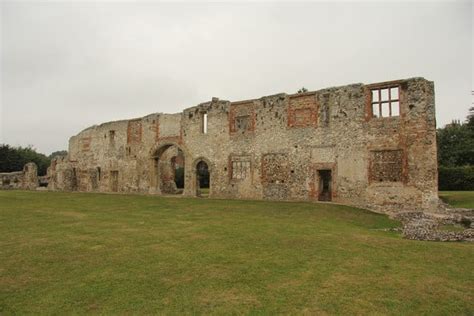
(437, 106), (474, 190)
(297, 87), (308, 94)
(437, 120), (474, 167)
(0, 144), (51, 176)
(467, 107), (474, 127)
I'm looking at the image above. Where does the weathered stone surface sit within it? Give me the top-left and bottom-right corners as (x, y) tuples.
(22, 162), (39, 190)
(0, 171), (24, 189)
(47, 77), (439, 213)
(395, 211), (474, 242)
(0, 162), (39, 190)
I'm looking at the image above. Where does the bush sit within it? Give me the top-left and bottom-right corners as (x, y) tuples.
(438, 166), (474, 191)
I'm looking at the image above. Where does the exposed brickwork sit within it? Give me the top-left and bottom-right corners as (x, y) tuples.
(229, 101), (255, 134)
(287, 93), (318, 128)
(127, 120), (142, 144)
(47, 77), (439, 213)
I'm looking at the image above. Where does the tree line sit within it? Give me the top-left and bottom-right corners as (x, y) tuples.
(437, 106), (474, 190)
(0, 106), (472, 189)
(0, 145), (66, 176)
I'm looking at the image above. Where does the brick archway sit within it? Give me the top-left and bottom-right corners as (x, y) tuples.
(149, 142), (190, 195)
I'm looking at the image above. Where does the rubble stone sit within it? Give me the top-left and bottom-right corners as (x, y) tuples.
(47, 77), (439, 213)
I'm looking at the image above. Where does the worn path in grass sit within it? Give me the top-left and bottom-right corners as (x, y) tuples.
(0, 191), (473, 315)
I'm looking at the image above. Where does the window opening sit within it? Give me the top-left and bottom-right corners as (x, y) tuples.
(371, 86), (400, 118)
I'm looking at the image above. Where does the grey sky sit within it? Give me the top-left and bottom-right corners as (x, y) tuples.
(1, 1), (472, 155)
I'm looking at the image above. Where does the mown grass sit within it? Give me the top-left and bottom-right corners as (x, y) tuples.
(0, 191), (473, 315)
(439, 191), (474, 209)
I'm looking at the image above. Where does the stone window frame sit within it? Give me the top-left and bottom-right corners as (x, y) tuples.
(287, 93), (318, 128)
(228, 154), (252, 181)
(368, 148), (407, 184)
(365, 80), (405, 121)
(229, 101), (256, 135)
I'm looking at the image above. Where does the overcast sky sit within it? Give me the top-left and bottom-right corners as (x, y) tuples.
(1, 1), (472, 155)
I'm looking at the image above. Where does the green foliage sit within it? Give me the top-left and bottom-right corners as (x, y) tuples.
(467, 106), (474, 127)
(297, 87), (308, 94)
(438, 166), (474, 191)
(437, 121), (474, 167)
(0, 191), (473, 314)
(48, 150), (67, 159)
(0, 144), (50, 176)
(437, 107), (474, 190)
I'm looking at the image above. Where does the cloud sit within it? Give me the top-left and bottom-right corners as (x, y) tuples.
(1, 1), (472, 154)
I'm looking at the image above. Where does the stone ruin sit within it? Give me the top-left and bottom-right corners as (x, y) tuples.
(395, 208), (474, 242)
(4, 77), (472, 241)
(0, 162), (40, 190)
(48, 77), (440, 212)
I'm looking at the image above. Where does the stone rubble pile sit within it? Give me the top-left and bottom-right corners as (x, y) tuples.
(394, 210), (474, 242)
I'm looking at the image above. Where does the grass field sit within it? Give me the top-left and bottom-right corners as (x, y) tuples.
(1, 191), (473, 315)
(439, 191), (474, 209)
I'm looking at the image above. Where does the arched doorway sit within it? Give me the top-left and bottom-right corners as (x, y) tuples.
(151, 143), (186, 195)
(196, 160), (210, 197)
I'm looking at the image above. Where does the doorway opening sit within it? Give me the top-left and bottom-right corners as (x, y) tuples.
(196, 160), (210, 197)
(152, 144), (185, 195)
(318, 170), (332, 201)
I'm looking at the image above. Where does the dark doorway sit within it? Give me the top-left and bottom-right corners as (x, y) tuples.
(318, 170), (332, 201)
(172, 153), (185, 192)
(196, 161), (210, 197)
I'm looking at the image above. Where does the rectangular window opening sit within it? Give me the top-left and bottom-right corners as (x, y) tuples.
(231, 159), (250, 180)
(202, 113), (208, 134)
(372, 103), (380, 118)
(370, 86), (400, 118)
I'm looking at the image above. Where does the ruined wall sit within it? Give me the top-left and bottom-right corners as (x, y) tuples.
(48, 77), (439, 213)
(0, 171), (24, 189)
(0, 162), (39, 190)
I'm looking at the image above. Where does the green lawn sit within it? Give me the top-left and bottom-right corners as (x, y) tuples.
(0, 191), (473, 315)
(439, 191), (474, 209)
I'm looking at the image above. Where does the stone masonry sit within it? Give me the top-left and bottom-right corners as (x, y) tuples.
(0, 162), (39, 190)
(47, 78), (439, 213)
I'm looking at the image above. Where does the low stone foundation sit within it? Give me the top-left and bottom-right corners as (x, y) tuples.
(0, 171), (23, 189)
(0, 162), (41, 190)
(394, 210), (474, 242)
